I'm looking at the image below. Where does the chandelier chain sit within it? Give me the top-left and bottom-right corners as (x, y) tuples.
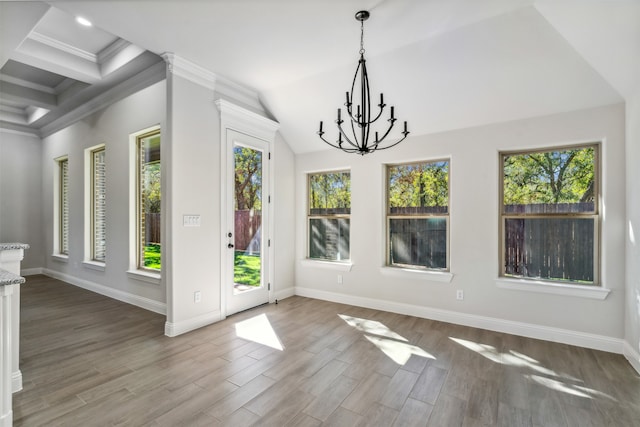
(360, 19), (365, 55)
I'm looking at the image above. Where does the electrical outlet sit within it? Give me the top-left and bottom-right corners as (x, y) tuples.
(337, 275), (343, 284)
(456, 290), (464, 300)
(194, 291), (201, 303)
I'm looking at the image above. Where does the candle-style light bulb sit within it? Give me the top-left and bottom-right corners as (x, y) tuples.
(390, 106), (395, 119)
(319, 121), (323, 133)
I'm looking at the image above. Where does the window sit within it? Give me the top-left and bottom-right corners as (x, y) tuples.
(500, 144), (598, 284)
(386, 160), (449, 270)
(90, 147), (106, 262)
(136, 129), (161, 271)
(308, 171), (350, 261)
(58, 157), (70, 255)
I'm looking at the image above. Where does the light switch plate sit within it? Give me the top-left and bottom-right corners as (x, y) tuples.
(183, 215), (201, 227)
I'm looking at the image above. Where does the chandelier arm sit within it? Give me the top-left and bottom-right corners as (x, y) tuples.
(361, 55), (370, 150)
(375, 119), (398, 145)
(370, 132), (409, 151)
(319, 132), (356, 152)
(338, 123), (360, 150)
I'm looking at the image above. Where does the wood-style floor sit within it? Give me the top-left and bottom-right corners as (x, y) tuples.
(13, 275), (640, 426)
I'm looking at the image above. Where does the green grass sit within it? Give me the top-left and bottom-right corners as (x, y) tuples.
(234, 251), (261, 286)
(144, 244), (161, 270)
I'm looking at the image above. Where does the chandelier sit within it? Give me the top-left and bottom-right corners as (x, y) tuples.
(318, 10), (409, 155)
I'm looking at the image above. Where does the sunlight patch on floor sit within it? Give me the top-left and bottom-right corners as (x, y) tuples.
(339, 314), (435, 365)
(235, 313), (284, 351)
(365, 335), (435, 365)
(338, 314), (408, 341)
(450, 336), (617, 402)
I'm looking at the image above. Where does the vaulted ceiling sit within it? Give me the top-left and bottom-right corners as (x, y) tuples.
(1, 0), (638, 154)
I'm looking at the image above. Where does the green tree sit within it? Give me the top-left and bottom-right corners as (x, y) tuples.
(388, 161), (448, 208)
(234, 147), (262, 211)
(503, 147), (594, 205)
(309, 172), (350, 210)
(143, 161), (161, 213)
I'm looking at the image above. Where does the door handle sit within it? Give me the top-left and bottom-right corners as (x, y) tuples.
(228, 243), (234, 248)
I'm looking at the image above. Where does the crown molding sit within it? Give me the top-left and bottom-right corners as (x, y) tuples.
(29, 31), (97, 63)
(161, 52), (216, 91)
(216, 98), (279, 142)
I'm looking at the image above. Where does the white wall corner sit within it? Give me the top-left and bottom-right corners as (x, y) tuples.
(274, 286), (295, 303)
(215, 74), (266, 116)
(294, 286), (625, 354)
(42, 269), (166, 315)
(20, 268), (43, 276)
(623, 340), (640, 375)
(161, 52), (216, 91)
(164, 310), (223, 337)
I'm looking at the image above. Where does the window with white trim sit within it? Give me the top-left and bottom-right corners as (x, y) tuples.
(90, 146), (106, 262)
(500, 144), (599, 284)
(308, 171), (350, 261)
(58, 157), (70, 255)
(386, 160), (449, 270)
(136, 129), (161, 271)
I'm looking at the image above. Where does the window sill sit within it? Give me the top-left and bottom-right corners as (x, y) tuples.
(127, 269), (161, 285)
(300, 259), (353, 272)
(83, 261), (105, 272)
(496, 277), (610, 300)
(51, 254), (68, 263)
(381, 266), (453, 283)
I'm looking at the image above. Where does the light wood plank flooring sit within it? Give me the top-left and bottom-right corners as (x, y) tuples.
(13, 275), (640, 426)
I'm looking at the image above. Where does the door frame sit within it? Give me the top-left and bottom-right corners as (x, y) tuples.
(217, 99), (279, 319)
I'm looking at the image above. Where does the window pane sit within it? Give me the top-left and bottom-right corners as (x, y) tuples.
(503, 147), (595, 214)
(504, 218), (594, 282)
(60, 159), (69, 255)
(139, 132), (161, 270)
(309, 172), (350, 215)
(309, 218), (350, 261)
(93, 149), (106, 262)
(388, 161), (448, 214)
(389, 218), (447, 269)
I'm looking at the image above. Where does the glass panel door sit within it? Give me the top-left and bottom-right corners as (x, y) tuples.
(226, 131), (269, 315)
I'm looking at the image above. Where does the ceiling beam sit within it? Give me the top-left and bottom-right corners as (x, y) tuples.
(0, 80), (57, 109)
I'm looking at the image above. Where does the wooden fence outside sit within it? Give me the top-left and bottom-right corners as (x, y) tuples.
(504, 217), (594, 281)
(235, 210), (261, 252)
(145, 213), (161, 244)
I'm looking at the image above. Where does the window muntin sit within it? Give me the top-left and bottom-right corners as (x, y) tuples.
(308, 171), (351, 261)
(500, 144), (598, 284)
(59, 157), (70, 255)
(386, 160), (449, 270)
(137, 130), (161, 271)
(91, 147), (106, 262)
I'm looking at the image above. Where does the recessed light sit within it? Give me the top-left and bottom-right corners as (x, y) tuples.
(76, 16), (92, 27)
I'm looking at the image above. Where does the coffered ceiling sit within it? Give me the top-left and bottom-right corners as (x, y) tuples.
(1, 1), (638, 153)
(0, 2), (163, 137)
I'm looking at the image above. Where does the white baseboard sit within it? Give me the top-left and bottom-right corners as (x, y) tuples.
(294, 286), (624, 354)
(274, 286), (295, 302)
(623, 340), (640, 375)
(11, 370), (21, 393)
(164, 310), (222, 337)
(21, 268), (43, 276)
(42, 269), (166, 315)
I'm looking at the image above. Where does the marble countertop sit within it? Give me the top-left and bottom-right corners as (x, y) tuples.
(0, 268), (25, 287)
(0, 243), (30, 251)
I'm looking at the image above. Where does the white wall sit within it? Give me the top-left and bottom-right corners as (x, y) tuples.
(163, 71), (222, 331)
(625, 90), (640, 371)
(273, 132), (296, 299)
(41, 81), (166, 306)
(295, 103), (626, 350)
(0, 131), (44, 270)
